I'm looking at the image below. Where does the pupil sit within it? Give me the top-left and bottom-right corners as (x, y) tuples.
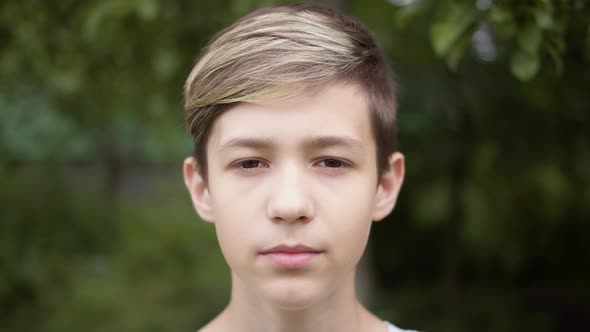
(325, 159), (341, 167)
(243, 160), (259, 168)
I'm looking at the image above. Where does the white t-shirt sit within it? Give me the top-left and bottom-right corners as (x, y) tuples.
(383, 320), (418, 332)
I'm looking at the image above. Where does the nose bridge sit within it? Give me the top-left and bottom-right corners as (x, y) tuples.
(267, 161), (313, 223)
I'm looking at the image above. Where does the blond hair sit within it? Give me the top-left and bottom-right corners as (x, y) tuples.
(184, 4), (397, 182)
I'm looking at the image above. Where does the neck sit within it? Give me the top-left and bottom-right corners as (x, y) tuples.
(220, 270), (375, 332)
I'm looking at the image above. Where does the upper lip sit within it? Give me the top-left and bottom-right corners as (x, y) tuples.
(260, 244), (323, 254)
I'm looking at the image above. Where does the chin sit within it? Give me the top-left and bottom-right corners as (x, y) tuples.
(261, 277), (333, 311)
(269, 294), (321, 311)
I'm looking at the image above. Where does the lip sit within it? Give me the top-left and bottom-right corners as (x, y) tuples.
(260, 244), (323, 254)
(260, 244), (324, 268)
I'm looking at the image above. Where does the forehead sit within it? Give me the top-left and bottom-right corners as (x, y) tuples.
(207, 82), (375, 154)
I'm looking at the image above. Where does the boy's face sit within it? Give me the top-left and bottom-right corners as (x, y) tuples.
(184, 82), (404, 309)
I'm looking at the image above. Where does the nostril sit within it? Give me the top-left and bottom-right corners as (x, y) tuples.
(297, 215), (311, 223)
(270, 215), (311, 224)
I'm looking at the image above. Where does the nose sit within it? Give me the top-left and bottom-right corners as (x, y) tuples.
(267, 165), (314, 224)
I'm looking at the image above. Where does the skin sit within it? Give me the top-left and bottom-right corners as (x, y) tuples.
(184, 82), (405, 332)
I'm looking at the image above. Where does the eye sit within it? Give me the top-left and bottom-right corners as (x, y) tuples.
(233, 159), (269, 169)
(316, 158), (349, 168)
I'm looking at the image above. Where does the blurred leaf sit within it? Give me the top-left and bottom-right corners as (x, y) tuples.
(550, 34), (566, 53)
(411, 178), (450, 228)
(463, 183), (496, 257)
(518, 24), (542, 54)
(392, 1), (425, 29)
(83, 1), (119, 41)
(489, 4), (516, 38)
(136, 0), (159, 21)
(430, 2), (477, 57)
(546, 42), (564, 74)
(489, 5), (512, 24)
(533, 7), (554, 30)
(510, 49), (540, 81)
(530, 163), (570, 220)
(445, 26), (474, 70)
(153, 48), (180, 80)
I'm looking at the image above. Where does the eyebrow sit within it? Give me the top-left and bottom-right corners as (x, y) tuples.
(217, 137), (274, 153)
(217, 135), (366, 154)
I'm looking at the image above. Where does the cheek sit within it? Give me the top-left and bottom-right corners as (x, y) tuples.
(208, 179), (260, 266)
(212, 210), (258, 274)
(322, 179), (376, 261)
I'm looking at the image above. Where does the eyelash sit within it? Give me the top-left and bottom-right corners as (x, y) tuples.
(232, 158), (351, 170)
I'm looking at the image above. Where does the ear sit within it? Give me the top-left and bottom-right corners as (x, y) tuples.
(183, 157), (214, 223)
(372, 152), (405, 222)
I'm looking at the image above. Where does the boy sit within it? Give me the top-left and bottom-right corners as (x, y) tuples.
(182, 4), (413, 332)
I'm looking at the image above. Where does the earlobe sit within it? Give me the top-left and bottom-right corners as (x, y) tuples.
(372, 152), (405, 222)
(183, 157), (214, 223)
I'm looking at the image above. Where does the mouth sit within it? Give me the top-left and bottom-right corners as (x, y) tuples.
(259, 244), (324, 268)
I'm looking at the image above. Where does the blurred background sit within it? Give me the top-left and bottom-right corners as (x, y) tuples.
(1, 0), (589, 331)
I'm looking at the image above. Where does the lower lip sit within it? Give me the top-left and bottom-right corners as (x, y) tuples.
(262, 252), (322, 268)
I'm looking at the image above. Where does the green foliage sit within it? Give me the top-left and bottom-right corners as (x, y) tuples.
(0, 164), (228, 332)
(1, 0), (589, 332)
(45, 185), (229, 332)
(0, 96), (81, 160)
(389, 0), (589, 81)
(430, 1), (478, 70)
(0, 164), (115, 331)
(363, 1), (590, 331)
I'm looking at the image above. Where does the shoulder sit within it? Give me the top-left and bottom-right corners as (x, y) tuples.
(196, 322), (219, 332)
(383, 320), (420, 332)
(195, 314), (227, 332)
